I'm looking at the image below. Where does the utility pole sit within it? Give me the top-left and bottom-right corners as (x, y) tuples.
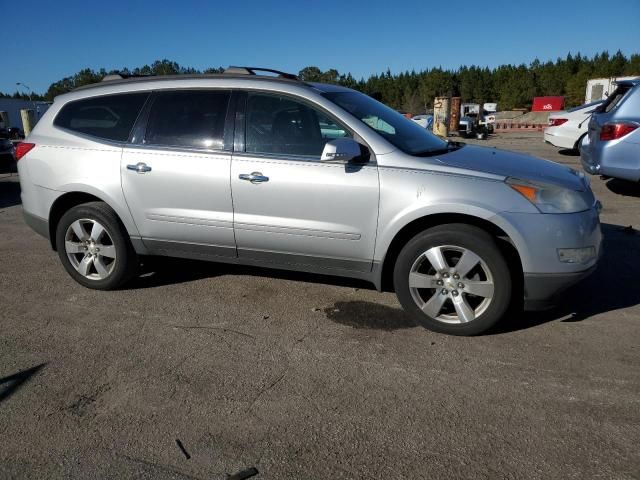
(16, 82), (33, 105)
(16, 82), (36, 135)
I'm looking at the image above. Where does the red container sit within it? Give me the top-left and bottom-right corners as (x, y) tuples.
(531, 96), (565, 112)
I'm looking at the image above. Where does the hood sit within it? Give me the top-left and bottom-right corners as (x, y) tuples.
(436, 144), (586, 191)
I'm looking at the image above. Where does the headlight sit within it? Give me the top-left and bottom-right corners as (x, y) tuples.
(506, 177), (591, 213)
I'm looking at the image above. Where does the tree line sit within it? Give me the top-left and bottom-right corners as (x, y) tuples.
(2, 51), (638, 112)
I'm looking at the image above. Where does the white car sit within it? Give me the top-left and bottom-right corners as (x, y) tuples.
(544, 101), (603, 152)
(411, 114), (433, 129)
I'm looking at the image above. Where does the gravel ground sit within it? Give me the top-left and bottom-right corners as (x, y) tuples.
(1, 132), (639, 479)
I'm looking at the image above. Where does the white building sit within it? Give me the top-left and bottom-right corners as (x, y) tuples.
(585, 76), (638, 103)
(0, 98), (51, 130)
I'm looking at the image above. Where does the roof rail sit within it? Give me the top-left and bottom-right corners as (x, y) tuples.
(102, 74), (124, 82)
(101, 73), (155, 82)
(224, 66), (299, 80)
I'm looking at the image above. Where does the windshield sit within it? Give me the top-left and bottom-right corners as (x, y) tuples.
(323, 91), (448, 155)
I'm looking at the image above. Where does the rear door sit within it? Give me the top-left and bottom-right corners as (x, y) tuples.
(121, 89), (237, 259)
(230, 91), (379, 273)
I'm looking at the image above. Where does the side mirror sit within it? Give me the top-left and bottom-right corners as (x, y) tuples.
(320, 137), (365, 163)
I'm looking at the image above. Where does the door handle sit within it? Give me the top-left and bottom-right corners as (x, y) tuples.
(127, 162), (152, 174)
(239, 172), (269, 183)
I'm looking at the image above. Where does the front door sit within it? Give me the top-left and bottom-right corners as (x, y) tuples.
(121, 89), (236, 259)
(230, 92), (379, 273)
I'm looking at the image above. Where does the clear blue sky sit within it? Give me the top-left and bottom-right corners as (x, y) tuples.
(3, 0), (639, 95)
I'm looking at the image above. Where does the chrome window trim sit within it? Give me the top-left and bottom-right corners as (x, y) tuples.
(122, 142), (231, 156)
(232, 150), (376, 166)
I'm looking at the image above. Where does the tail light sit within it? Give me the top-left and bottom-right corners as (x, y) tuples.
(548, 118), (568, 127)
(15, 142), (35, 161)
(600, 122), (638, 141)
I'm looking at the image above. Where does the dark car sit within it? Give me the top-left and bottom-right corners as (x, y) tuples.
(7, 127), (24, 140)
(0, 137), (17, 173)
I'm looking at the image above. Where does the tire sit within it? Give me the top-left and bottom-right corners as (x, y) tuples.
(55, 201), (138, 290)
(575, 133), (587, 154)
(393, 224), (512, 336)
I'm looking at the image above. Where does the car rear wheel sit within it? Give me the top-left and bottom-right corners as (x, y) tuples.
(56, 202), (137, 290)
(393, 224), (512, 335)
(575, 133), (587, 153)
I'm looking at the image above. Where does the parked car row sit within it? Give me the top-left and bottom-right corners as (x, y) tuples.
(545, 79), (640, 183)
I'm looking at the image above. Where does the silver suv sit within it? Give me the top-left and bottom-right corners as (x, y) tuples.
(581, 79), (640, 182)
(17, 67), (602, 335)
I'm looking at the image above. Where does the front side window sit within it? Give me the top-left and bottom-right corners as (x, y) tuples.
(323, 90), (448, 156)
(145, 90), (230, 149)
(54, 92), (149, 141)
(245, 93), (350, 158)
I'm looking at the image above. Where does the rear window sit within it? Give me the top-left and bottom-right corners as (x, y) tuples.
(54, 92), (149, 141)
(598, 85), (632, 113)
(566, 100), (603, 113)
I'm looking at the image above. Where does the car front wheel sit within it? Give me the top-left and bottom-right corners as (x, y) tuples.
(393, 224), (512, 335)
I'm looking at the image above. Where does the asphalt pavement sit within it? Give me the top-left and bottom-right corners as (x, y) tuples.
(1, 132), (638, 479)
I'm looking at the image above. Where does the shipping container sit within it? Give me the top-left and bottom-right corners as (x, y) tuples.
(585, 77), (639, 103)
(531, 96), (565, 112)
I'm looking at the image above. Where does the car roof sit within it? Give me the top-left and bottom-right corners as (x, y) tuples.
(73, 73), (302, 92)
(308, 82), (352, 93)
(614, 78), (640, 87)
(70, 72), (354, 97)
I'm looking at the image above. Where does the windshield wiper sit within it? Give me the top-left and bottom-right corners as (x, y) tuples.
(413, 142), (464, 157)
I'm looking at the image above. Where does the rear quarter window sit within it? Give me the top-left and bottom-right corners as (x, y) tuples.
(54, 92), (149, 141)
(599, 85), (632, 113)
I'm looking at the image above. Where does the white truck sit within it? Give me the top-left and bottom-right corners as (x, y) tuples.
(585, 77), (638, 103)
(459, 103), (497, 135)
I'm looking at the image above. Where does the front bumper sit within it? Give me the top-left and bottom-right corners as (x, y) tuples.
(524, 266), (597, 310)
(496, 205), (602, 309)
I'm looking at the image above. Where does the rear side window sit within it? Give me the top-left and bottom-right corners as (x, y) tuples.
(144, 90), (230, 150)
(54, 93), (149, 141)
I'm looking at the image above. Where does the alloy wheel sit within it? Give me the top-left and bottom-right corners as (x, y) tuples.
(408, 245), (494, 324)
(64, 219), (117, 280)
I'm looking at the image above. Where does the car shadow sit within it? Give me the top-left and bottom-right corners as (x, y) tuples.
(0, 363), (46, 405)
(605, 178), (640, 198)
(131, 224), (637, 335)
(130, 256), (374, 291)
(0, 176), (21, 208)
(492, 223), (640, 334)
(324, 301), (415, 330)
(558, 148), (579, 156)
(136, 224), (637, 333)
